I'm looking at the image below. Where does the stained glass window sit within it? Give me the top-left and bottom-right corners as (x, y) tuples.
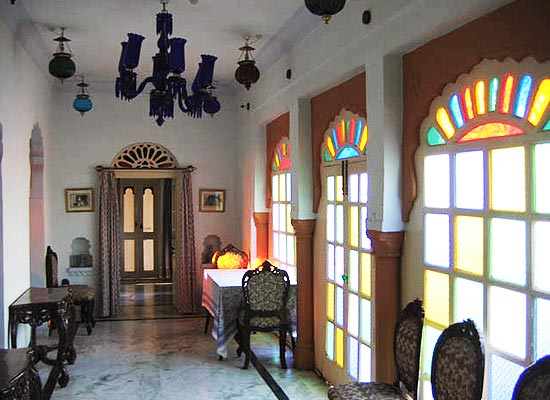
(419, 64), (550, 399)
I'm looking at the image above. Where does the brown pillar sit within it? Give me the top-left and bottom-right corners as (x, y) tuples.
(291, 219), (316, 370)
(253, 212), (269, 263)
(369, 230), (404, 383)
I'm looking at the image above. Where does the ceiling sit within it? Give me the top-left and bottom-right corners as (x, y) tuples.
(13, 0), (314, 91)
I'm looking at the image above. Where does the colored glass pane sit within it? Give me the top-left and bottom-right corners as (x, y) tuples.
(545, 119), (550, 131)
(327, 176), (335, 202)
(286, 173), (292, 202)
(327, 244), (335, 281)
(360, 299), (372, 344)
(279, 156), (290, 171)
(361, 253), (371, 297)
(536, 298), (550, 358)
(358, 126), (368, 152)
(350, 206), (359, 248)
(279, 203), (286, 232)
(272, 175), (279, 202)
(327, 283), (335, 320)
(489, 286), (526, 358)
(455, 216), (484, 276)
(349, 174), (359, 203)
(336, 287), (344, 326)
(123, 188), (135, 233)
(427, 127), (446, 146)
(336, 246), (345, 285)
(424, 213), (450, 268)
(454, 278), (484, 332)
(326, 322), (335, 361)
(336, 205), (344, 244)
(336, 176), (344, 202)
(123, 239), (135, 272)
(324, 150), (332, 162)
(501, 74), (514, 114)
(360, 173), (368, 203)
(359, 344), (372, 382)
(436, 107), (455, 139)
(348, 250), (359, 292)
(475, 80), (486, 115)
(490, 218), (526, 285)
(327, 137), (337, 159)
(143, 188), (154, 232)
(424, 154), (450, 208)
(455, 150), (484, 210)
(338, 120), (346, 146)
(489, 77), (499, 112)
(450, 93), (465, 128)
(424, 270), (449, 328)
(348, 294), (359, 337)
(279, 173), (286, 203)
(528, 79), (550, 126)
(286, 204), (292, 233)
(457, 122), (524, 142)
(361, 207), (371, 250)
(534, 143), (550, 214)
(490, 146), (526, 212)
(464, 87), (475, 120)
(349, 118), (357, 145)
(490, 355), (525, 400)
(514, 74), (533, 119)
(336, 328), (344, 368)
(421, 325), (441, 376)
(272, 202), (279, 231)
(336, 147), (361, 160)
(279, 232), (287, 262)
(533, 221), (550, 293)
(275, 152), (280, 169)
(326, 204), (334, 241)
(332, 130), (339, 153)
(348, 337), (359, 379)
(273, 232), (279, 259)
(143, 239), (154, 271)
(354, 120), (364, 147)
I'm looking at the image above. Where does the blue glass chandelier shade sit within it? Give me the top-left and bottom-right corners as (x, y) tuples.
(73, 96), (93, 115)
(115, 4), (221, 126)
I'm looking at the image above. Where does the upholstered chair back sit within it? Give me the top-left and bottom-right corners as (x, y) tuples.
(512, 355), (550, 400)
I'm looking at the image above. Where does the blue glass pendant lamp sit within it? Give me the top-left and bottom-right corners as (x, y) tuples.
(73, 77), (93, 116)
(115, 0), (221, 126)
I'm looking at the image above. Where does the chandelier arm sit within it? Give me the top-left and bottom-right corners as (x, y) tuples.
(133, 76), (156, 98)
(176, 89), (190, 113)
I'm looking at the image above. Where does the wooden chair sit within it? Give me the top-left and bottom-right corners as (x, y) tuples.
(236, 260), (291, 369)
(0, 348), (42, 400)
(431, 319), (485, 400)
(45, 245), (96, 335)
(512, 355), (550, 400)
(327, 299), (424, 399)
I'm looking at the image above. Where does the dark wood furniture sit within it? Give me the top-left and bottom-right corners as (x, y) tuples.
(512, 355), (550, 400)
(431, 319), (485, 400)
(8, 287), (78, 400)
(327, 299), (425, 400)
(236, 260), (291, 369)
(0, 348), (42, 400)
(46, 245), (96, 335)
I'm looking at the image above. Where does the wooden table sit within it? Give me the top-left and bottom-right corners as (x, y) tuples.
(0, 348), (42, 400)
(201, 269), (296, 359)
(8, 287), (78, 400)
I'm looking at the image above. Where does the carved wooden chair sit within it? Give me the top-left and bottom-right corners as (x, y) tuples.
(45, 245), (96, 335)
(431, 319), (485, 400)
(512, 355), (550, 400)
(327, 299), (424, 400)
(236, 260), (291, 369)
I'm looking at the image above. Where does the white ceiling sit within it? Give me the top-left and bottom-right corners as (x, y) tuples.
(13, 0), (314, 90)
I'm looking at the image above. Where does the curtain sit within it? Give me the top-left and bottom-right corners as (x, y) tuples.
(176, 171), (196, 313)
(97, 170), (121, 317)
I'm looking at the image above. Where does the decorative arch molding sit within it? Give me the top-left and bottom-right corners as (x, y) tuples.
(405, 57), (550, 220)
(111, 142), (179, 169)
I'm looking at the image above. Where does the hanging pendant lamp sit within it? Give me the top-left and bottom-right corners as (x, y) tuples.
(234, 37), (260, 90)
(73, 77), (93, 116)
(304, 0), (346, 24)
(48, 28), (76, 82)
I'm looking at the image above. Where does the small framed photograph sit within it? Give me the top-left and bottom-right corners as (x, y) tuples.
(65, 188), (94, 212)
(199, 189), (225, 213)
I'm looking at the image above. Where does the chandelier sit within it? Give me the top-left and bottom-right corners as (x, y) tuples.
(305, 0), (346, 24)
(115, 0), (221, 126)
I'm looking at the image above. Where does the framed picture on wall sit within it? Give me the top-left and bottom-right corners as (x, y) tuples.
(65, 188), (94, 212)
(199, 189), (225, 213)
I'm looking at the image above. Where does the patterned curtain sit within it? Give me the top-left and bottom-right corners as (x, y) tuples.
(97, 170), (122, 317)
(176, 171), (196, 313)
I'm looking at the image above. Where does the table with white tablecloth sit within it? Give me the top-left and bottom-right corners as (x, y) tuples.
(201, 268), (296, 359)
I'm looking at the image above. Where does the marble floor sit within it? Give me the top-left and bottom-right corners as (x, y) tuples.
(37, 316), (329, 399)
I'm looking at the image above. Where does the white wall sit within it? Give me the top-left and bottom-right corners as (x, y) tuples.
(46, 87), (241, 288)
(0, 7), (52, 346)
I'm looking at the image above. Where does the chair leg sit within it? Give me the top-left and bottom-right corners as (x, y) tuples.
(81, 300), (93, 335)
(243, 328), (251, 369)
(204, 314), (211, 334)
(279, 329), (287, 369)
